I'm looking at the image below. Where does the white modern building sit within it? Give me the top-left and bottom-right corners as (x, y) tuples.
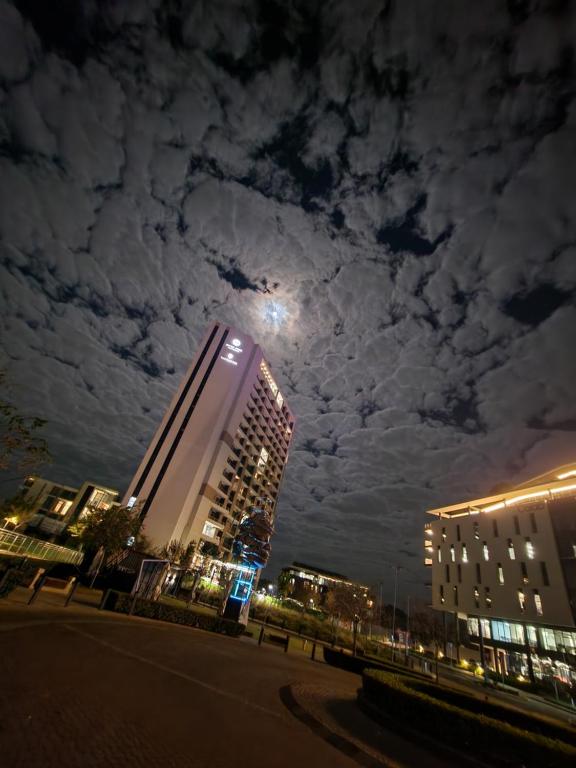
(21, 476), (119, 537)
(123, 322), (294, 563)
(425, 463), (576, 684)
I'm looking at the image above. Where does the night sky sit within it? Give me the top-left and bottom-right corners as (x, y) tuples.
(1, 1), (575, 598)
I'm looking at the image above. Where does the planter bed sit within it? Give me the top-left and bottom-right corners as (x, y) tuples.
(362, 670), (576, 768)
(102, 590), (244, 637)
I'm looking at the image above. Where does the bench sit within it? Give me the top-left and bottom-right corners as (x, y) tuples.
(41, 576), (77, 595)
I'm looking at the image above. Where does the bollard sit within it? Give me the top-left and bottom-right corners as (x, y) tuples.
(64, 578), (79, 607)
(99, 588), (111, 610)
(258, 626), (265, 646)
(27, 573), (48, 606)
(284, 635), (289, 653)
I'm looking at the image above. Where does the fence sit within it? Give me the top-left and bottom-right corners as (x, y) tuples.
(0, 528), (84, 565)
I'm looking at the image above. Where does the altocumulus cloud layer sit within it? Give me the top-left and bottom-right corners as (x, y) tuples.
(1, 0), (575, 595)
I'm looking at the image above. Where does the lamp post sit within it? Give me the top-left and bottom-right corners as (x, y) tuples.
(391, 564), (400, 662)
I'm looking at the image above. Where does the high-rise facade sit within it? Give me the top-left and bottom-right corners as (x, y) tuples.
(424, 463), (576, 684)
(123, 322), (294, 562)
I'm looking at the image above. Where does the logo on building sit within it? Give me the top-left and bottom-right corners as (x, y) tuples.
(221, 337), (243, 366)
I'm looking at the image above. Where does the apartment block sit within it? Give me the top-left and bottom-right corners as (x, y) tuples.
(122, 322), (294, 562)
(279, 561), (370, 610)
(22, 476), (119, 537)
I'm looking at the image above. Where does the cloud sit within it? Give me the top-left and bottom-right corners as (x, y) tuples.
(1, 0), (575, 599)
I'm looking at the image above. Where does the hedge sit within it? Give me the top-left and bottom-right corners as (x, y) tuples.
(324, 647), (430, 681)
(407, 678), (576, 747)
(362, 670), (576, 767)
(103, 591), (244, 637)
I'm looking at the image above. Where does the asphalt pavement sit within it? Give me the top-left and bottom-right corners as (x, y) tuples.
(0, 590), (459, 768)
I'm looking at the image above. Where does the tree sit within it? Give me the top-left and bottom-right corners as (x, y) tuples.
(0, 493), (37, 529)
(158, 539), (196, 567)
(324, 584), (372, 627)
(74, 505), (141, 558)
(0, 372), (52, 476)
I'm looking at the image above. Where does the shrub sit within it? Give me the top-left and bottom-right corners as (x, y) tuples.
(362, 670), (576, 767)
(102, 591), (244, 637)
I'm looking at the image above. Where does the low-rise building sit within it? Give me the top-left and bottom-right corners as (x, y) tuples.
(22, 476), (120, 537)
(425, 462), (576, 684)
(278, 561), (370, 611)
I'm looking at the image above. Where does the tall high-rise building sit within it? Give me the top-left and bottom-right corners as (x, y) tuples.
(123, 322), (294, 562)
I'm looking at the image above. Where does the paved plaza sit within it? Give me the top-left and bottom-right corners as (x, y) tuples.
(1, 589), (574, 767)
(0, 590), (454, 768)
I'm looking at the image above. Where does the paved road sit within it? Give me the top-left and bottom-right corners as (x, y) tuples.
(0, 595), (458, 768)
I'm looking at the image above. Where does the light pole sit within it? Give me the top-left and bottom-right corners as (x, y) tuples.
(405, 595), (411, 663)
(391, 565), (400, 662)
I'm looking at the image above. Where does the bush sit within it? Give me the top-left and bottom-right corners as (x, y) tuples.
(362, 670), (576, 767)
(102, 591), (244, 637)
(407, 679), (576, 746)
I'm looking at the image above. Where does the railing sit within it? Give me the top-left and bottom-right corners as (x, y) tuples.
(0, 528), (84, 565)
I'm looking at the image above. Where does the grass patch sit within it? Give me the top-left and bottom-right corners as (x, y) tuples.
(362, 669), (576, 767)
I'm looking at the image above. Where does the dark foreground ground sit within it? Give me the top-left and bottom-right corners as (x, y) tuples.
(1, 589), (574, 768)
(1, 591), (460, 768)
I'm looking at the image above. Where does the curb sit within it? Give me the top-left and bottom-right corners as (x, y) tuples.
(279, 685), (394, 768)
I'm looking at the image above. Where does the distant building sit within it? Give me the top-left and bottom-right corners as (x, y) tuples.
(279, 561), (370, 610)
(22, 476), (119, 537)
(425, 462), (576, 684)
(122, 322), (294, 565)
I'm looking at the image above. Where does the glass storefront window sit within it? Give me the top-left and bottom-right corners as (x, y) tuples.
(539, 627), (557, 651)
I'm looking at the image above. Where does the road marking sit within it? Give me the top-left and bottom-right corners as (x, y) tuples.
(63, 623), (286, 721)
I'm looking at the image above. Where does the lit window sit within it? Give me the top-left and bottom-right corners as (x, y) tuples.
(525, 538), (535, 560)
(497, 563), (504, 585)
(202, 522), (219, 538)
(533, 590), (543, 616)
(485, 587), (491, 609)
(450, 545), (455, 562)
(483, 542), (489, 561)
(439, 585), (445, 604)
(507, 539), (515, 560)
(462, 544), (468, 563)
(53, 499), (72, 516)
(473, 522), (480, 540)
(437, 546), (442, 563)
(518, 589), (526, 612)
(474, 586), (480, 608)
(520, 562), (528, 584)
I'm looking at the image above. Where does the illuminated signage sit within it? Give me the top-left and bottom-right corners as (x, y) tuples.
(260, 360), (284, 407)
(221, 335), (243, 366)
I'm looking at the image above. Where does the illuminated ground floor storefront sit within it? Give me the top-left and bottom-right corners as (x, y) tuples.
(465, 616), (576, 688)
